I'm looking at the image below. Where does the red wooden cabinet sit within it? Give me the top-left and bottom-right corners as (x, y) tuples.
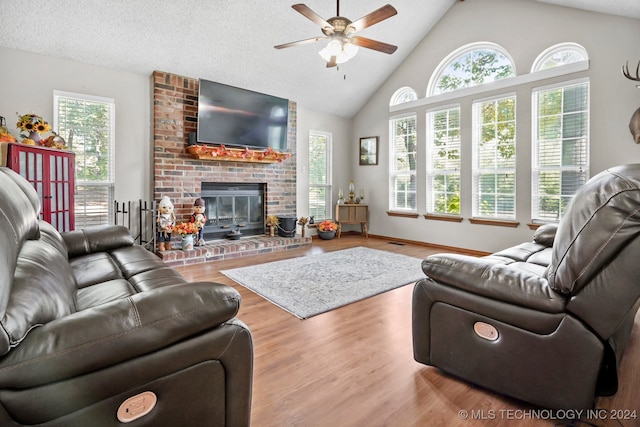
(5, 143), (75, 232)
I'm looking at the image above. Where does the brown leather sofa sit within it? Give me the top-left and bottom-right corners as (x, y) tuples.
(413, 164), (640, 410)
(0, 167), (253, 426)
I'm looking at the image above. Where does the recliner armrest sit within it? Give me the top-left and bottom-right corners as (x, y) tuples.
(0, 282), (241, 388)
(62, 225), (134, 258)
(422, 253), (566, 313)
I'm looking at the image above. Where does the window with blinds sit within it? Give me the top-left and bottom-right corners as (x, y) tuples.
(308, 131), (332, 220)
(473, 95), (516, 219)
(390, 115), (417, 211)
(53, 91), (115, 228)
(427, 107), (461, 215)
(532, 81), (589, 221)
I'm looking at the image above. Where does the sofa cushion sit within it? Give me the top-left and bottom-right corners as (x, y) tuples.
(533, 223), (558, 247)
(70, 253), (125, 289)
(491, 242), (547, 263)
(109, 246), (170, 279)
(129, 268), (187, 292)
(548, 165), (640, 294)
(63, 225), (134, 259)
(76, 279), (136, 310)
(0, 170), (41, 324)
(1, 240), (77, 355)
(38, 221), (68, 255)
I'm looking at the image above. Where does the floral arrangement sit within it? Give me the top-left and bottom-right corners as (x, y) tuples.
(317, 220), (338, 232)
(16, 113), (51, 135)
(174, 221), (199, 236)
(266, 215), (279, 227)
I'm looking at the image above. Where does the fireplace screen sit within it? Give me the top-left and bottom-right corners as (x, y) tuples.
(201, 183), (265, 240)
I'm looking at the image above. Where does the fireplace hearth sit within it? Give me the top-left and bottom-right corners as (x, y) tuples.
(201, 182), (265, 240)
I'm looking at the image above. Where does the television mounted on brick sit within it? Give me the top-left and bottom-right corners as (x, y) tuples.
(196, 78), (289, 151)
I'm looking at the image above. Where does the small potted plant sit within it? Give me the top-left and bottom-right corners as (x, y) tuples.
(317, 220), (338, 240)
(174, 221), (200, 250)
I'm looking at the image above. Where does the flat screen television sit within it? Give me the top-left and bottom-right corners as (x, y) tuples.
(196, 79), (289, 151)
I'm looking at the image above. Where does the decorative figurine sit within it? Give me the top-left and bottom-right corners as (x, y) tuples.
(298, 216), (309, 237)
(156, 196), (176, 251)
(190, 197), (207, 246)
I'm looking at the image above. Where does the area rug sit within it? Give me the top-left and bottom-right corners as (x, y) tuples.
(221, 246), (424, 319)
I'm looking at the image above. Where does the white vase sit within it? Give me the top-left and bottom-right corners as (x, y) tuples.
(181, 234), (195, 251)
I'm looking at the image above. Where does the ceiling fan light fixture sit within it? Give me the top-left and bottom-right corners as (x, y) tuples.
(279, 2), (397, 67)
(318, 39), (359, 64)
(342, 41), (358, 58)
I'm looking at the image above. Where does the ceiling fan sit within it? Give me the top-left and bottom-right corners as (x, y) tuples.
(274, 1), (398, 68)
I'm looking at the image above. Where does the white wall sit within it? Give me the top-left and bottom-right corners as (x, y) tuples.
(352, 0), (640, 253)
(0, 46), (151, 204)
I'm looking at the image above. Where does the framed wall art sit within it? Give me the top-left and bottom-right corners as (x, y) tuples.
(359, 136), (378, 166)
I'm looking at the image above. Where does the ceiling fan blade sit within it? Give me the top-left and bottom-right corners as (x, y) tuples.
(274, 36), (327, 50)
(347, 4), (397, 33)
(350, 36), (397, 54)
(326, 56), (338, 68)
(292, 4), (333, 33)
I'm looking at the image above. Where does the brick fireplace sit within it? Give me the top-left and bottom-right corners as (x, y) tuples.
(152, 70), (309, 265)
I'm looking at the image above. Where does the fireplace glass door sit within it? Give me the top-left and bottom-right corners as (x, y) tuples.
(201, 183), (265, 240)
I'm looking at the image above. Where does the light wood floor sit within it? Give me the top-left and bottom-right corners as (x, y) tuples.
(175, 235), (640, 427)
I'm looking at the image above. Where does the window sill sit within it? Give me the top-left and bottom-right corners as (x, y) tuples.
(469, 218), (519, 228)
(387, 211), (419, 218)
(527, 221), (558, 230)
(423, 213), (463, 223)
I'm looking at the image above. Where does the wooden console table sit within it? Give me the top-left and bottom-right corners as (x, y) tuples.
(335, 203), (368, 238)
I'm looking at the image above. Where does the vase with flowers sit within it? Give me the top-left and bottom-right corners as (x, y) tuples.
(16, 113), (51, 144)
(174, 221), (200, 250)
(15, 113), (67, 149)
(317, 220), (338, 240)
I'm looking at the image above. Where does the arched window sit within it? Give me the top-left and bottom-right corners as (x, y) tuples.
(390, 87), (418, 106)
(531, 43), (588, 72)
(427, 43), (515, 96)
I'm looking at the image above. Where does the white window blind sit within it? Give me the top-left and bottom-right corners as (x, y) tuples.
(473, 95), (516, 219)
(532, 81), (589, 221)
(54, 91), (115, 228)
(427, 107), (461, 215)
(308, 131), (332, 220)
(390, 115), (417, 211)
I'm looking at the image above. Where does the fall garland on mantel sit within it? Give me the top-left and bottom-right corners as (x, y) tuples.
(186, 144), (291, 163)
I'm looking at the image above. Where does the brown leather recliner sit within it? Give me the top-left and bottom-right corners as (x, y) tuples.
(412, 164), (640, 410)
(0, 167), (253, 426)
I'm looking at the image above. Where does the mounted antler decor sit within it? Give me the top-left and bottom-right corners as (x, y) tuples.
(622, 60), (640, 144)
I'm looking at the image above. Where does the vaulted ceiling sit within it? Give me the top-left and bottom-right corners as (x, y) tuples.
(0, 0), (638, 117)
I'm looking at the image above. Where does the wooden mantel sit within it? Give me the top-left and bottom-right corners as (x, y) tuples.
(186, 144), (291, 163)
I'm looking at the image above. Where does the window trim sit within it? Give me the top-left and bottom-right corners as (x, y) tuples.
(530, 78), (590, 223)
(426, 104), (462, 216)
(531, 43), (588, 72)
(471, 92), (518, 221)
(308, 130), (333, 221)
(390, 86), (418, 106)
(426, 42), (516, 97)
(391, 60), (589, 114)
(389, 113), (418, 213)
(53, 90), (116, 227)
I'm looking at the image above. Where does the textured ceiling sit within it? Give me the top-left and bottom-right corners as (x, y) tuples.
(0, 0), (638, 118)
